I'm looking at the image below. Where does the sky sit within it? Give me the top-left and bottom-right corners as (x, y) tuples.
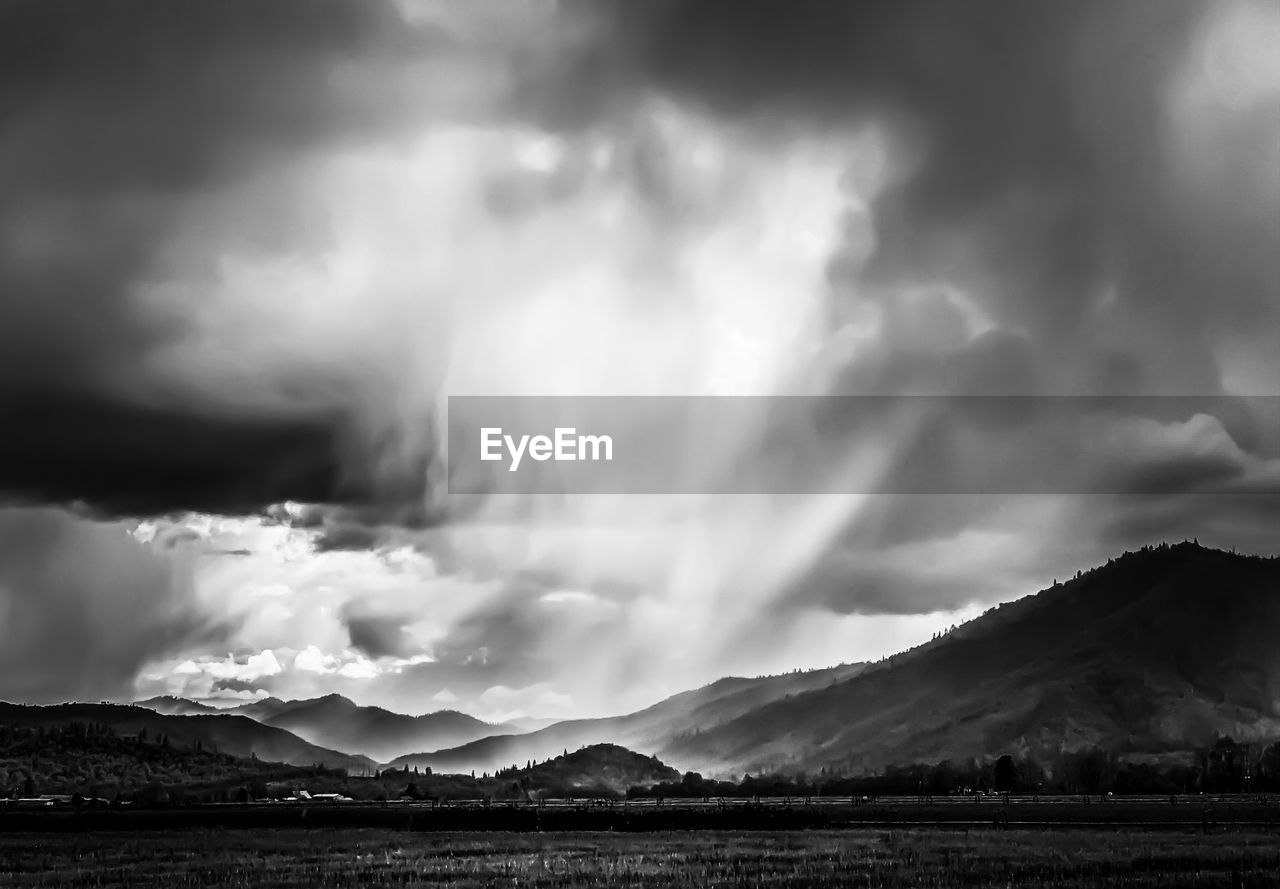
(0, 0), (1277, 721)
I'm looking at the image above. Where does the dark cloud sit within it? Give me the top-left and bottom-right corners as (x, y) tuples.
(340, 607), (414, 660)
(258, 501), (448, 552)
(429, 600), (554, 679)
(2, 0), (1272, 523)
(789, 555), (994, 617)
(0, 388), (400, 515)
(0, 0), (439, 515)
(423, 574), (623, 692)
(1098, 491), (1280, 555)
(0, 506), (233, 702)
(0, 0), (1274, 711)
(555, 0), (1277, 395)
(264, 503), (329, 529)
(0, 0), (408, 382)
(315, 522), (385, 554)
(512, 0), (1278, 583)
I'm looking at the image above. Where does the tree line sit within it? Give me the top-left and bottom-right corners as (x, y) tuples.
(629, 737), (1280, 799)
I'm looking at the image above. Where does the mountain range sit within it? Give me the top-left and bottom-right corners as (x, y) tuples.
(658, 542), (1280, 774)
(0, 702), (374, 773)
(13, 543), (1279, 781)
(388, 661), (869, 775)
(136, 694), (508, 763)
(392, 543), (1280, 776)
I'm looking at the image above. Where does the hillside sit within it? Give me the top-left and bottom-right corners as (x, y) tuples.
(221, 695), (504, 762)
(0, 721), (346, 800)
(135, 696), (220, 716)
(658, 543), (1280, 774)
(0, 703), (374, 773)
(392, 743), (682, 801)
(132, 695), (508, 762)
(517, 743), (681, 796)
(389, 662), (867, 775)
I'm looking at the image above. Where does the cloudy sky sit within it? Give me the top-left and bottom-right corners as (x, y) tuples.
(1, 0), (1276, 721)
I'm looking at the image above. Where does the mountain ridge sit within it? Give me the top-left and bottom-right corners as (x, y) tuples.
(0, 702), (375, 773)
(385, 544), (1280, 777)
(389, 661), (869, 774)
(132, 694), (510, 763)
(660, 542), (1280, 774)
(115, 544), (1280, 779)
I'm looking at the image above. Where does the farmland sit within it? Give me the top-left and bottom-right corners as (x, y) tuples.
(3, 827), (1279, 888)
(5, 793), (1280, 832)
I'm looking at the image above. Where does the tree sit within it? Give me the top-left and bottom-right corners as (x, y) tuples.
(1204, 736), (1246, 792)
(924, 760), (960, 795)
(1059, 748), (1116, 794)
(1259, 742), (1280, 790)
(136, 783), (170, 806)
(993, 755), (1020, 793)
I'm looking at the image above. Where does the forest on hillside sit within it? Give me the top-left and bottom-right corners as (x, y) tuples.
(637, 737), (1280, 799)
(7, 720), (1280, 805)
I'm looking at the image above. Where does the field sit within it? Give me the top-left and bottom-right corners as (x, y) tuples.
(3, 827), (1280, 888)
(5, 794), (1280, 832)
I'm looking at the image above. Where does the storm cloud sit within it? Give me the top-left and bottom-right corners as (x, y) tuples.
(559, 0), (1278, 397)
(0, 0), (1275, 714)
(341, 606), (415, 660)
(0, 506), (230, 702)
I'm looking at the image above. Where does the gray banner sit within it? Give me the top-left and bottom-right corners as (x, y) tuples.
(446, 395), (1280, 495)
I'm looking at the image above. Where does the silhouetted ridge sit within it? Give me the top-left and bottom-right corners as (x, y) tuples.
(656, 544), (1280, 774)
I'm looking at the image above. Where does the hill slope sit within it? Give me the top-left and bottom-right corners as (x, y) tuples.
(390, 661), (867, 775)
(660, 543), (1280, 774)
(0, 721), (348, 799)
(134, 696), (220, 716)
(0, 703), (374, 773)
(221, 695), (504, 762)
(517, 743), (681, 796)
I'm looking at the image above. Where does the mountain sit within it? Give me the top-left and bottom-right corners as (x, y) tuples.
(0, 720), (349, 799)
(658, 543), (1280, 774)
(123, 544), (1279, 779)
(222, 694), (506, 762)
(223, 697), (288, 721)
(0, 702), (375, 773)
(503, 716), (561, 733)
(515, 743), (681, 796)
(134, 696), (221, 716)
(389, 661), (867, 775)
(402, 743), (682, 801)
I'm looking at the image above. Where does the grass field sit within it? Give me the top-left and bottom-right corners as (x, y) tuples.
(5, 795), (1279, 833)
(2, 828), (1279, 888)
